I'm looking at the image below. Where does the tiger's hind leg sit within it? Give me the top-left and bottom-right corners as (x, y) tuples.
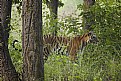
(43, 47), (51, 61)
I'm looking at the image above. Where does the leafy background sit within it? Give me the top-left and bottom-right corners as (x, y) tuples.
(10, 0), (121, 81)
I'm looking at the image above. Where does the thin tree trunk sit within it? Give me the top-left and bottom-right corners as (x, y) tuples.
(0, 0), (20, 81)
(83, 0), (95, 30)
(22, 0), (44, 81)
(46, 0), (58, 36)
(50, 0), (58, 19)
(50, 0), (58, 36)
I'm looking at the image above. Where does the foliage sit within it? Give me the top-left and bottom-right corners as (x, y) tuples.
(78, 0), (121, 80)
(44, 0), (121, 81)
(43, 3), (83, 36)
(12, 0), (22, 14)
(9, 5), (22, 73)
(10, 0), (121, 81)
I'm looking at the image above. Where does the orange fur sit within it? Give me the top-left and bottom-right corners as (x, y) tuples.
(43, 32), (98, 61)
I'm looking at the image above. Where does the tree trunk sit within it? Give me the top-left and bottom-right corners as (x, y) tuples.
(83, 0), (95, 30)
(50, 0), (58, 19)
(0, 0), (20, 81)
(46, 0), (58, 36)
(22, 0), (44, 81)
(50, 0), (58, 36)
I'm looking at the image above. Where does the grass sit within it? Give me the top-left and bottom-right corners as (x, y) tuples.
(44, 45), (121, 81)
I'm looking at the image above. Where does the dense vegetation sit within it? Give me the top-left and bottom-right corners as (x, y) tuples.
(10, 0), (121, 81)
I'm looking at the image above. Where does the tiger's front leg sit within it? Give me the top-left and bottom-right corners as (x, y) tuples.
(69, 48), (78, 62)
(69, 54), (77, 62)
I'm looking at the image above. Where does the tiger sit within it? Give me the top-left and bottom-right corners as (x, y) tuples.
(12, 31), (98, 61)
(43, 35), (71, 61)
(43, 31), (98, 61)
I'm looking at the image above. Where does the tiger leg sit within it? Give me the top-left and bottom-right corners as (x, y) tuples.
(43, 47), (50, 61)
(69, 50), (77, 62)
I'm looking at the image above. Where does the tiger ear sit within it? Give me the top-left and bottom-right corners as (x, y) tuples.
(88, 31), (93, 36)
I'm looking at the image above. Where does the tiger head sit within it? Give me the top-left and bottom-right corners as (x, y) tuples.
(78, 31), (99, 53)
(82, 31), (99, 45)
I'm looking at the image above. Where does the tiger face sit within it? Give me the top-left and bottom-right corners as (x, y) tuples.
(86, 31), (99, 44)
(80, 31), (98, 46)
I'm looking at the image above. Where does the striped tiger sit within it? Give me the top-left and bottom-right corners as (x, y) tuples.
(12, 31), (98, 61)
(43, 31), (98, 61)
(43, 35), (71, 61)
